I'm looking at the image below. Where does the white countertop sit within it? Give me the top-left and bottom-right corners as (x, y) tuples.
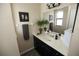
(33, 32), (68, 56)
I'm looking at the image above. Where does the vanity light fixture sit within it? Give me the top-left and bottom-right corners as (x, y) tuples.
(47, 3), (60, 9)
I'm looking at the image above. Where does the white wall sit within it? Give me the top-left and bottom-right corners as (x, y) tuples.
(11, 3), (41, 54)
(0, 3), (20, 56)
(68, 4), (79, 56)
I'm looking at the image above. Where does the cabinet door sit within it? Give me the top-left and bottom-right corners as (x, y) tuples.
(33, 36), (52, 55)
(44, 43), (63, 56)
(33, 36), (44, 55)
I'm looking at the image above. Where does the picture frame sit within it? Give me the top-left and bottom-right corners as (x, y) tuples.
(49, 15), (53, 21)
(19, 12), (29, 22)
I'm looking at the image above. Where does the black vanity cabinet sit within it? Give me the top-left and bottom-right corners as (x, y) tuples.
(33, 35), (64, 56)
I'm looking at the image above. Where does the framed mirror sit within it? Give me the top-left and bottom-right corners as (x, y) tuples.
(43, 4), (77, 48)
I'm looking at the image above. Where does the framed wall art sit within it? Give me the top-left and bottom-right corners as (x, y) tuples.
(19, 12), (29, 22)
(49, 15), (53, 21)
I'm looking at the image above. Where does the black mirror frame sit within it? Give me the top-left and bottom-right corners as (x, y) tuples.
(72, 3), (79, 33)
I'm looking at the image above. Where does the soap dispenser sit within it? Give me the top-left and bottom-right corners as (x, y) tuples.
(55, 34), (58, 40)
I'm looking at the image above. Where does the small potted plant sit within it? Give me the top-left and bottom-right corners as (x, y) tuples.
(43, 20), (49, 31)
(36, 19), (49, 34)
(36, 20), (44, 34)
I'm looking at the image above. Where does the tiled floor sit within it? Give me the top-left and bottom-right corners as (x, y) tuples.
(22, 49), (40, 56)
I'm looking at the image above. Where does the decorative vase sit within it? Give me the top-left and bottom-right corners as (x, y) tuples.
(39, 28), (42, 34)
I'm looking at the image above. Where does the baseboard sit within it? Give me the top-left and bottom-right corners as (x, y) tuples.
(20, 47), (34, 55)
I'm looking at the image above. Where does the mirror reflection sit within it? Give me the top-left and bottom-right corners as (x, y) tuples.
(43, 5), (76, 48)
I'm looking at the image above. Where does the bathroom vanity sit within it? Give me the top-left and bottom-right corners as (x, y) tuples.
(33, 32), (68, 56)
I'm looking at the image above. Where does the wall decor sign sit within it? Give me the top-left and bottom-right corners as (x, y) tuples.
(19, 12), (29, 22)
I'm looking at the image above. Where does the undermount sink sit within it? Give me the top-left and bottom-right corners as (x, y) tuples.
(42, 35), (54, 41)
(38, 32), (60, 41)
(43, 37), (52, 41)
